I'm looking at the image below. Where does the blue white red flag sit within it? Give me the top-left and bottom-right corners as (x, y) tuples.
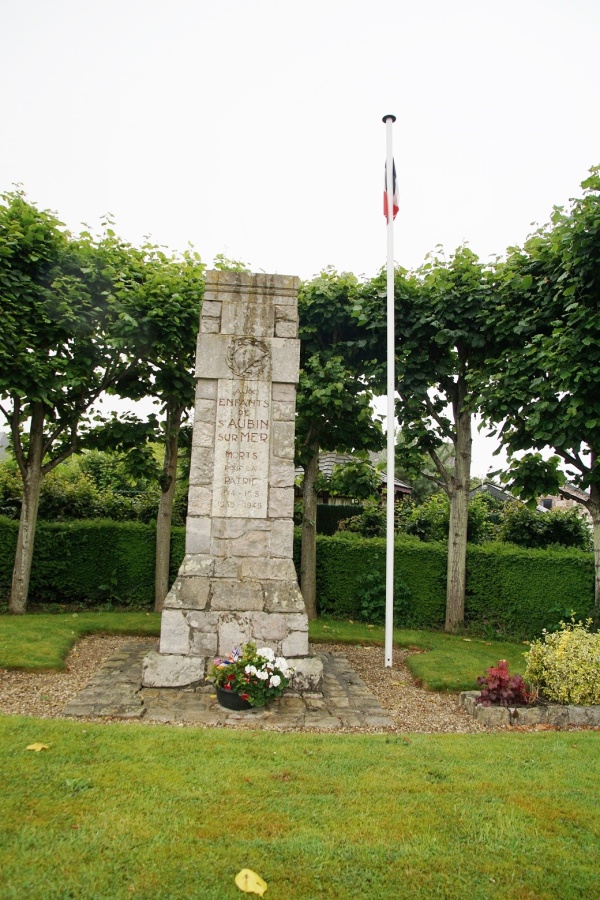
(383, 160), (399, 223)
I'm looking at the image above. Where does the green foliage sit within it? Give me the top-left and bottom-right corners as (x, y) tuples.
(310, 533), (593, 638)
(340, 492), (505, 544)
(328, 459), (380, 500)
(296, 269), (385, 463)
(524, 619), (600, 705)
(342, 490), (590, 552)
(0, 517), (185, 609)
(479, 170), (600, 601)
(400, 493), (450, 541)
(340, 500), (387, 537)
(0, 455), (189, 526)
(500, 502), (592, 551)
(314, 534), (448, 627)
(465, 543), (593, 637)
(354, 570), (412, 626)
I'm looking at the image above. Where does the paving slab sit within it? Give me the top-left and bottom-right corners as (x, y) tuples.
(62, 641), (394, 731)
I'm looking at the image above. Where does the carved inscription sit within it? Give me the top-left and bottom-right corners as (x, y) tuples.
(211, 380), (270, 517)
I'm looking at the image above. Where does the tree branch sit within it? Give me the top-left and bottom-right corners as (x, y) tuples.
(556, 447), (587, 475)
(428, 446), (451, 493)
(7, 398), (27, 479)
(424, 394), (453, 440)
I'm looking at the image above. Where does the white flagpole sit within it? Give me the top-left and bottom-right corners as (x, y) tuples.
(383, 113), (396, 668)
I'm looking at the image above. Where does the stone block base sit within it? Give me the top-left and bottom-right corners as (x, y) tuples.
(141, 650), (323, 693)
(286, 656), (323, 692)
(142, 651), (205, 688)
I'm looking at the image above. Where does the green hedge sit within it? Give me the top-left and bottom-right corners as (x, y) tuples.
(310, 534), (447, 626)
(0, 517), (185, 609)
(1, 517), (595, 637)
(305, 533), (594, 638)
(465, 543), (594, 637)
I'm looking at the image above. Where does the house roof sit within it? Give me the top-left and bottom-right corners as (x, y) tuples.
(296, 452), (412, 494)
(469, 481), (513, 502)
(379, 472), (413, 494)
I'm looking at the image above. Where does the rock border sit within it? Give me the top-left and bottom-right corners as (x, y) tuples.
(460, 691), (600, 727)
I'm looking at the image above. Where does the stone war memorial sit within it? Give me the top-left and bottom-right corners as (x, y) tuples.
(142, 270), (323, 695)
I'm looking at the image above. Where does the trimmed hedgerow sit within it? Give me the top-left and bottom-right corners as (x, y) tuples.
(465, 543), (593, 637)
(1, 518), (595, 637)
(294, 531), (593, 637)
(309, 533), (448, 627)
(0, 517), (185, 609)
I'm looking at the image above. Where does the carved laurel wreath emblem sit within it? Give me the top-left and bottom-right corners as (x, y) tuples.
(226, 337), (270, 377)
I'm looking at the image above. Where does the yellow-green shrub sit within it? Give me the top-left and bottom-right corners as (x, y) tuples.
(524, 620), (600, 705)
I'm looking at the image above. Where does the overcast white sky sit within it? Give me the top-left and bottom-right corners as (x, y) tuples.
(2, 0), (599, 476)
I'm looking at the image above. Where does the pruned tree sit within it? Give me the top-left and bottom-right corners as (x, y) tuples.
(296, 270), (385, 618)
(480, 168), (600, 607)
(0, 193), (144, 612)
(104, 243), (204, 610)
(358, 249), (497, 631)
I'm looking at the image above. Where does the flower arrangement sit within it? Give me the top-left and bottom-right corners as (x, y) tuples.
(209, 642), (292, 708)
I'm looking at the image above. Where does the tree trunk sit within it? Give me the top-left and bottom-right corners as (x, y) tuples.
(154, 405), (183, 612)
(300, 442), (320, 620)
(445, 390), (472, 633)
(9, 403), (45, 614)
(588, 482), (600, 611)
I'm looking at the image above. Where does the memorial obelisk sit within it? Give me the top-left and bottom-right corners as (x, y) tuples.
(143, 270), (323, 692)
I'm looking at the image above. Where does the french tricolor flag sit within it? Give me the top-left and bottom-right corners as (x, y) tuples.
(383, 160), (399, 223)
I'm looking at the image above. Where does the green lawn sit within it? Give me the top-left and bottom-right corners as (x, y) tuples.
(0, 611), (528, 691)
(1, 612), (598, 897)
(0, 611), (161, 670)
(311, 617), (529, 690)
(1, 718), (598, 899)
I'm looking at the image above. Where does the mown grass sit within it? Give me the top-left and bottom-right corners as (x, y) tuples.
(0, 611), (161, 670)
(311, 617), (529, 690)
(1, 718), (598, 899)
(0, 611), (528, 691)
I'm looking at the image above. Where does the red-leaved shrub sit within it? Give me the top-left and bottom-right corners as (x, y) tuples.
(475, 660), (530, 707)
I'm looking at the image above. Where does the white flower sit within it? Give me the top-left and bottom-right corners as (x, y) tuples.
(257, 647), (275, 662)
(269, 674), (281, 688)
(274, 656), (288, 671)
(256, 670), (269, 681)
(245, 665), (257, 675)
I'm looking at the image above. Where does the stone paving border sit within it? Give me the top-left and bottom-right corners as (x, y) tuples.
(461, 691), (600, 727)
(63, 641), (394, 730)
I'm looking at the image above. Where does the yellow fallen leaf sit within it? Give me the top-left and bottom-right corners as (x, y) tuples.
(462, 638), (472, 642)
(26, 743), (49, 752)
(235, 869), (267, 896)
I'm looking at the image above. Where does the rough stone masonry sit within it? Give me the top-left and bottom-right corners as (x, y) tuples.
(142, 270), (323, 692)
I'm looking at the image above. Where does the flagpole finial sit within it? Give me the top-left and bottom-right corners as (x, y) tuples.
(382, 114), (396, 123)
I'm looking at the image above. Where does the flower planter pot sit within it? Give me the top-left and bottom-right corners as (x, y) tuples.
(216, 686), (253, 711)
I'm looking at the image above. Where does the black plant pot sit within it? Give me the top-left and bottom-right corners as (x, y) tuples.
(216, 686), (253, 711)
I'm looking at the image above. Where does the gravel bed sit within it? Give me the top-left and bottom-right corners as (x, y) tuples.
(0, 635), (154, 720)
(0, 635), (484, 733)
(318, 642), (485, 733)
